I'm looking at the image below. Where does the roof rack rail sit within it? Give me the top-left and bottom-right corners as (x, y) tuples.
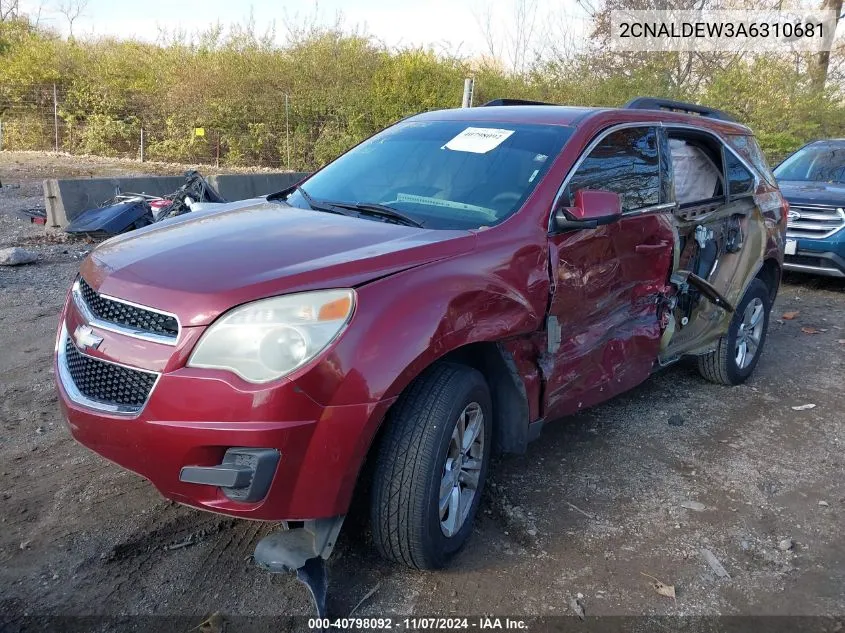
(623, 97), (738, 123)
(482, 98), (556, 107)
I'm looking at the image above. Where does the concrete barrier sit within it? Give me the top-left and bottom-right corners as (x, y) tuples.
(44, 172), (309, 228)
(209, 173), (307, 203)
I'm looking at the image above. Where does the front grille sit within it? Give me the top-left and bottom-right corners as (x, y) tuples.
(787, 204), (845, 240)
(78, 278), (178, 339)
(64, 337), (157, 409)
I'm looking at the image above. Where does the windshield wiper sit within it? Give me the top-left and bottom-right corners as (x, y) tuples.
(328, 201), (424, 228)
(290, 186), (359, 218)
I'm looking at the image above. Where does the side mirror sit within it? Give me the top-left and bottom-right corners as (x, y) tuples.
(554, 189), (623, 231)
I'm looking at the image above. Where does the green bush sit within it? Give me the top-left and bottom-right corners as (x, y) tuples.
(1, 17), (843, 168)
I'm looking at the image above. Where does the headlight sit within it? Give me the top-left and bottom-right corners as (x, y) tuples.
(187, 289), (355, 383)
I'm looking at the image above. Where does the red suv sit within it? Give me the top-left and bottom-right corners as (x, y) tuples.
(56, 98), (786, 574)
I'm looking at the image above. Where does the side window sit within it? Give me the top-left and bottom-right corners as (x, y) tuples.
(727, 134), (776, 187)
(566, 127), (660, 212)
(725, 150), (755, 198)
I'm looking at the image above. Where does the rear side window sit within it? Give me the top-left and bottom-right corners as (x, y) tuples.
(727, 134), (776, 186)
(725, 151), (755, 198)
(565, 127), (660, 212)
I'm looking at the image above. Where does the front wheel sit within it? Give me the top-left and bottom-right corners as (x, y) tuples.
(697, 278), (771, 385)
(370, 363), (492, 570)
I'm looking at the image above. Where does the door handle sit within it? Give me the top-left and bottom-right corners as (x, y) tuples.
(635, 241), (669, 253)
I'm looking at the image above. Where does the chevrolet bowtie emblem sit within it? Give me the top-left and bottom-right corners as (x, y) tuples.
(74, 324), (103, 351)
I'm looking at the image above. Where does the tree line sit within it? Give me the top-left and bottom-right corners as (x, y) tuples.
(0, 1), (843, 169)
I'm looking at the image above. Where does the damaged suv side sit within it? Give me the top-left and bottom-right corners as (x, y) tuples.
(55, 97), (785, 584)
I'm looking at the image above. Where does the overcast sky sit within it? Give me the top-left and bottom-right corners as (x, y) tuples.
(19, 0), (592, 58)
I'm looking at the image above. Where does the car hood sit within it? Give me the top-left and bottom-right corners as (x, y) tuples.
(80, 199), (475, 326)
(777, 180), (845, 207)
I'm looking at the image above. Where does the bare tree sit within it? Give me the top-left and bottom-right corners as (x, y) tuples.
(473, 1), (502, 62)
(809, 0), (844, 90)
(0, 0), (20, 22)
(508, 0), (539, 73)
(473, 0), (539, 73)
(55, 0), (88, 38)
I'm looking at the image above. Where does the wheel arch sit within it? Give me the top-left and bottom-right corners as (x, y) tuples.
(756, 257), (782, 304)
(342, 340), (534, 534)
(437, 342), (533, 455)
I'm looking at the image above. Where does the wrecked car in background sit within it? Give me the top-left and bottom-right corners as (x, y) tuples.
(55, 97), (785, 611)
(64, 170), (226, 237)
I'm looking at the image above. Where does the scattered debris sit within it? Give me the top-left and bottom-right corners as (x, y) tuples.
(700, 548), (731, 579)
(0, 247), (38, 266)
(35, 426), (45, 435)
(17, 208), (47, 224)
(349, 582), (382, 617)
(565, 501), (595, 520)
(19, 540), (31, 550)
(791, 404), (816, 411)
(569, 595), (586, 620)
(681, 500), (706, 512)
(164, 536), (197, 551)
(668, 414), (685, 427)
(819, 501), (829, 508)
(66, 170), (225, 237)
(801, 327), (822, 335)
(778, 538), (794, 551)
(782, 311), (800, 320)
(191, 612), (225, 633)
(641, 572), (676, 601)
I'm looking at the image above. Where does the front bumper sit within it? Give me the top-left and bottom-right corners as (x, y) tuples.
(55, 298), (389, 521)
(58, 375), (381, 520)
(784, 233), (845, 278)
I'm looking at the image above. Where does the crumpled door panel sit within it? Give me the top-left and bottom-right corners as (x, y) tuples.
(659, 196), (767, 361)
(544, 211), (675, 420)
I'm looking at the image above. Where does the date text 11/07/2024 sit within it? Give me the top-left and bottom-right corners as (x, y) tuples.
(307, 617), (529, 630)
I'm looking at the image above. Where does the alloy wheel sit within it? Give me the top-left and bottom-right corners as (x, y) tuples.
(438, 402), (485, 537)
(735, 297), (765, 369)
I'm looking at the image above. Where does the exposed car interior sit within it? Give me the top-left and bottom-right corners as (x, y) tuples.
(669, 138), (724, 205)
(662, 129), (752, 359)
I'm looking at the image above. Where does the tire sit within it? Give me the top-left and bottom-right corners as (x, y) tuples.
(697, 278), (770, 385)
(370, 363), (492, 570)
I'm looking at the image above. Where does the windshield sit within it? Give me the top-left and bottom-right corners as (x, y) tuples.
(774, 143), (845, 184)
(286, 120), (574, 230)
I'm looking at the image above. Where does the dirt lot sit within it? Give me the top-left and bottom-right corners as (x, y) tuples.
(1, 152), (844, 631)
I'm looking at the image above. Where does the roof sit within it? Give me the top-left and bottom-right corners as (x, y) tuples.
(806, 138), (845, 145)
(410, 104), (753, 136)
(411, 105), (600, 127)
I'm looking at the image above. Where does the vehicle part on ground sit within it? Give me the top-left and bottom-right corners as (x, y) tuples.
(253, 516), (345, 618)
(156, 171), (226, 221)
(64, 171), (226, 236)
(64, 196), (155, 236)
(370, 363), (492, 569)
(697, 278), (771, 385)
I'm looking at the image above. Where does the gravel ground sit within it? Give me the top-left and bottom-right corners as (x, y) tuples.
(1, 152), (843, 631)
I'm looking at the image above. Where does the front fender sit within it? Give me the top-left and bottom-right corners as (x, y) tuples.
(285, 236), (548, 515)
(293, 246), (548, 409)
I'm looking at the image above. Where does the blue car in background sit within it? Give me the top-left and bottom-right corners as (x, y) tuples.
(774, 139), (845, 278)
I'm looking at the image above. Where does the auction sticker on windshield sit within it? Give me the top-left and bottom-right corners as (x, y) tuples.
(443, 127), (514, 153)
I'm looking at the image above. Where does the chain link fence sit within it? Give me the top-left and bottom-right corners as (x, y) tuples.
(0, 83), (421, 170)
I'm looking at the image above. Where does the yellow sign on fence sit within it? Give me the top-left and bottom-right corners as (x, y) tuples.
(194, 127), (205, 137)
